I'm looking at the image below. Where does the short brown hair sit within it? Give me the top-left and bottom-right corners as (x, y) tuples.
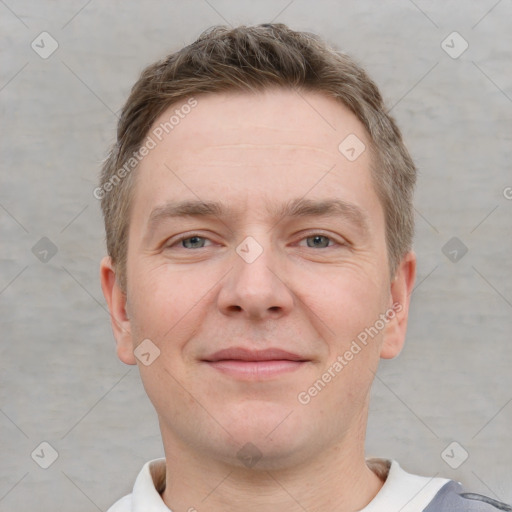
(99, 23), (416, 292)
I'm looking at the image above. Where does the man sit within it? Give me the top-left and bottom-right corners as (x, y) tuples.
(98, 23), (511, 512)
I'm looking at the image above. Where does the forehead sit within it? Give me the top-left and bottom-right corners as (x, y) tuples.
(129, 88), (382, 231)
(154, 88), (366, 155)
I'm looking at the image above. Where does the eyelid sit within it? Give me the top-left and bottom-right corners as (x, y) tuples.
(294, 230), (348, 246)
(166, 232), (215, 248)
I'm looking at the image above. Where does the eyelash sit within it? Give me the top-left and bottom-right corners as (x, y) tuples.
(166, 232), (345, 250)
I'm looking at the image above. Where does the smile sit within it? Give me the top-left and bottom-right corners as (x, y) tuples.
(202, 347), (310, 379)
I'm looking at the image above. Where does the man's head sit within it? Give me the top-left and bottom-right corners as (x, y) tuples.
(100, 24), (416, 471)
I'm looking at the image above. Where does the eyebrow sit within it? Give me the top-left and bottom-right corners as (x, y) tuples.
(146, 197), (369, 234)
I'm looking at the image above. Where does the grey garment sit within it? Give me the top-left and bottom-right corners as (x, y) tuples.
(423, 481), (512, 511)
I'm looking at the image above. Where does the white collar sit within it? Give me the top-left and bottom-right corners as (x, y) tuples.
(109, 457), (450, 512)
(131, 458), (168, 512)
(360, 458), (449, 511)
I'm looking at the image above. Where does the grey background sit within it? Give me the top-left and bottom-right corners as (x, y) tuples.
(1, 1), (511, 510)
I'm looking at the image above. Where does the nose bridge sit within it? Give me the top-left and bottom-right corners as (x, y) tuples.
(234, 231), (280, 293)
(217, 230), (294, 318)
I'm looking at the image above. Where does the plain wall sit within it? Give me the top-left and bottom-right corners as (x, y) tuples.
(1, 1), (511, 510)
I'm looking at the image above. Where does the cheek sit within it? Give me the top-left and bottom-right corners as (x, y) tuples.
(311, 263), (388, 322)
(306, 268), (389, 368)
(127, 260), (215, 345)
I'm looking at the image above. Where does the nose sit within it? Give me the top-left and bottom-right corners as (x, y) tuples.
(216, 235), (295, 320)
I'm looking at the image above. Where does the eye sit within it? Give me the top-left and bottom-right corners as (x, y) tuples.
(299, 234), (338, 249)
(169, 234), (212, 249)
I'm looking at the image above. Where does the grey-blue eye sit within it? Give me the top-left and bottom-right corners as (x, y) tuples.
(305, 235), (332, 248)
(181, 236), (207, 249)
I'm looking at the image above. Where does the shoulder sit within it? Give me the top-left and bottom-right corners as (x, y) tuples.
(106, 493), (132, 512)
(365, 459), (511, 512)
(423, 480), (512, 511)
(364, 458), (451, 511)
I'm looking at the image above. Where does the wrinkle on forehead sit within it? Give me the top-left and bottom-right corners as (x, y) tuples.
(175, 143), (341, 169)
(200, 143), (335, 154)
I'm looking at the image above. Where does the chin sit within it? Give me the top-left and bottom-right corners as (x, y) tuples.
(213, 435), (310, 472)
(219, 408), (314, 469)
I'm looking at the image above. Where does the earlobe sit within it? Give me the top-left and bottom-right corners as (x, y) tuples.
(99, 256), (137, 365)
(380, 251), (417, 360)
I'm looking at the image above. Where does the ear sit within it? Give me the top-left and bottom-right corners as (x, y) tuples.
(380, 251), (417, 359)
(100, 256), (136, 365)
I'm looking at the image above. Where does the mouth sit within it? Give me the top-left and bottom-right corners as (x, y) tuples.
(202, 347), (310, 379)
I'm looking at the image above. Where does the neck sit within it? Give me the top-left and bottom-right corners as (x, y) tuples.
(160, 429), (384, 512)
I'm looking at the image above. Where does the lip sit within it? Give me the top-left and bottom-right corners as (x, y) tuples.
(202, 347), (309, 379)
(204, 347), (306, 362)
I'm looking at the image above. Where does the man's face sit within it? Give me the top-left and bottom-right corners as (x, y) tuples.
(103, 88), (414, 469)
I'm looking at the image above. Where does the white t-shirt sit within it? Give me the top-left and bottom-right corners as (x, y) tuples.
(107, 458), (454, 512)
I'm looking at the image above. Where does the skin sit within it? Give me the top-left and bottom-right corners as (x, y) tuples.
(101, 88), (416, 512)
